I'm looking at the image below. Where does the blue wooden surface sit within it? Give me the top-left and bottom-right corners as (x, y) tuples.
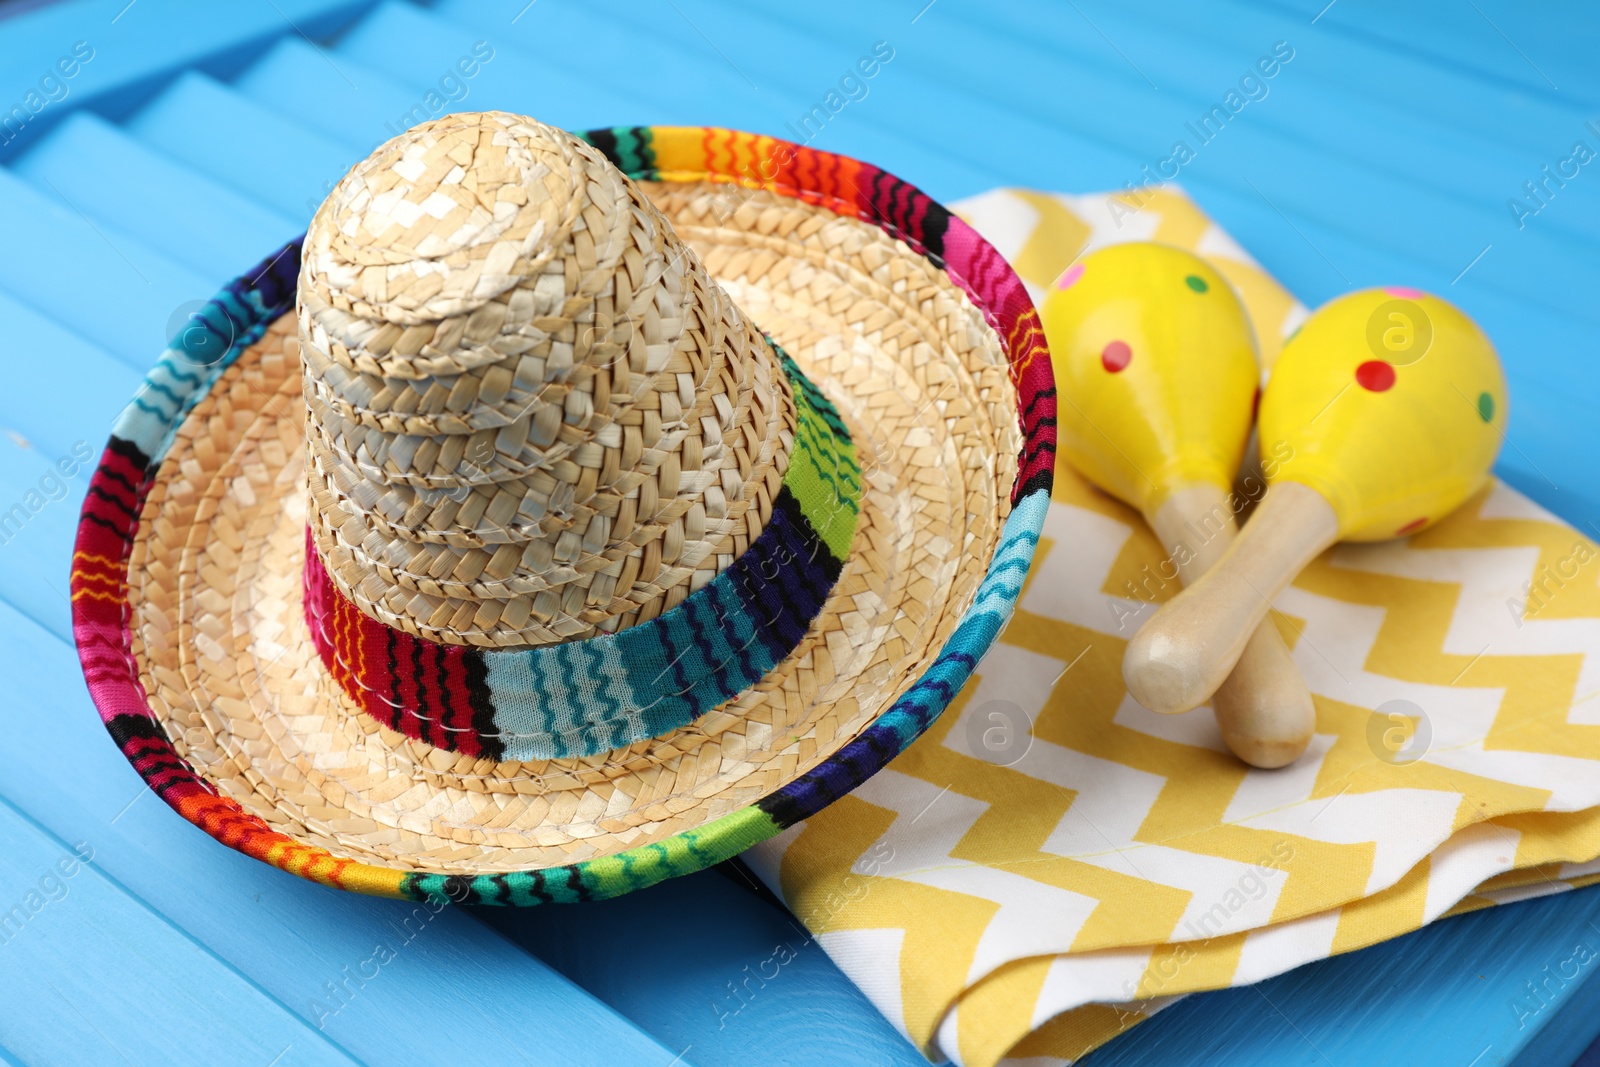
(0, 0), (1595, 1063)
(1085, 881), (1600, 1066)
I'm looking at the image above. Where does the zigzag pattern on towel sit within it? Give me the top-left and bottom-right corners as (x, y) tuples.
(750, 470), (1600, 1066)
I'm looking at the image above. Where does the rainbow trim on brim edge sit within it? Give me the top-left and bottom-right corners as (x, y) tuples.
(70, 125), (1057, 906)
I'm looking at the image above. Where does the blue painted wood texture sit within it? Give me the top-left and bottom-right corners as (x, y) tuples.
(0, 0), (1595, 1063)
(1085, 884), (1600, 1066)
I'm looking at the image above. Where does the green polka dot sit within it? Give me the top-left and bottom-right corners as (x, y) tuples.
(1477, 391), (1495, 422)
(1184, 274), (1209, 293)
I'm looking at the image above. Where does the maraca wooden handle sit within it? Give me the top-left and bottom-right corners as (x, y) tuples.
(1129, 481), (1339, 719)
(1145, 485), (1316, 767)
(1210, 624), (1315, 768)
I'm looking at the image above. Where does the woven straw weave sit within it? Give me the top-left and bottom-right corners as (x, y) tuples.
(299, 112), (794, 648)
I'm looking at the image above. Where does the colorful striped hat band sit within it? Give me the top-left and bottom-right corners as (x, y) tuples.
(72, 111), (1057, 904)
(304, 341), (862, 761)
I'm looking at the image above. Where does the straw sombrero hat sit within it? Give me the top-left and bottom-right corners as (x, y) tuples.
(72, 113), (1054, 905)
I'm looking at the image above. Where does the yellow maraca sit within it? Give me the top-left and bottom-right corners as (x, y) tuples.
(1045, 242), (1314, 768)
(1124, 287), (1507, 717)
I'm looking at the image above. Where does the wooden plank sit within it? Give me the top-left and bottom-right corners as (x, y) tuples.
(0, 167), (214, 367)
(974, 0), (1600, 249)
(0, 798), (357, 1066)
(339, 1), (668, 129)
(1100, 0), (1593, 153)
(1239, 0), (1600, 106)
(0, 0), (377, 161)
(231, 37), (444, 151)
(124, 70), (357, 221)
(1082, 885), (1600, 1065)
(0, 290), (144, 455)
(0, 432), (89, 638)
(12, 112), (298, 277)
(483, 866), (928, 1067)
(337, 0), (995, 194)
(1060, 0), (1600, 301)
(433, 0), (1003, 198)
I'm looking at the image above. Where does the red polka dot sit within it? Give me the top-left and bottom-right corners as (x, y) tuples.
(1384, 286), (1426, 299)
(1356, 360), (1395, 392)
(1101, 340), (1132, 372)
(1397, 517), (1428, 535)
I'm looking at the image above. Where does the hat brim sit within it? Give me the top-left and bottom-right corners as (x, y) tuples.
(72, 126), (1055, 905)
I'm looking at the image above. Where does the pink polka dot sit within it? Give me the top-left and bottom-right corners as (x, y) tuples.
(1397, 517), (1428, 535)
(1101, 340), (1132, 372)
(1356, 360), (1395, 392)
(1384, 286), (1426, 299)
(1055, 262), (1086, 290)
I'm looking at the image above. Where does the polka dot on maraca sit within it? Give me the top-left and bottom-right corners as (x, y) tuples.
(1056, 262), (1085, 290)
(1185, 274), (1209, 293)
(1397, 517), (1428, 535)
(1101, 340), (1132, 372)
(1478, 392), (1495, 422)
(1384, 286), (1426, 299)
(1356, 359), (1395, 392)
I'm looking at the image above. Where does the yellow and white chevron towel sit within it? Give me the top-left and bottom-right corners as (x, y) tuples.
(742, 187), (1600, 1067)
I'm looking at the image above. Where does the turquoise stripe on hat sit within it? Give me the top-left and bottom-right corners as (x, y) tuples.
(479, 483), (840, 761)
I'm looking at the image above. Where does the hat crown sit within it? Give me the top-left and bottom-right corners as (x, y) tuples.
(298, 112), (797, 649)
(310, 110), (573, 316)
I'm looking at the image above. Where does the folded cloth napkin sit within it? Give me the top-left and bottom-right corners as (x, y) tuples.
(741, 186), (1600, 1067)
